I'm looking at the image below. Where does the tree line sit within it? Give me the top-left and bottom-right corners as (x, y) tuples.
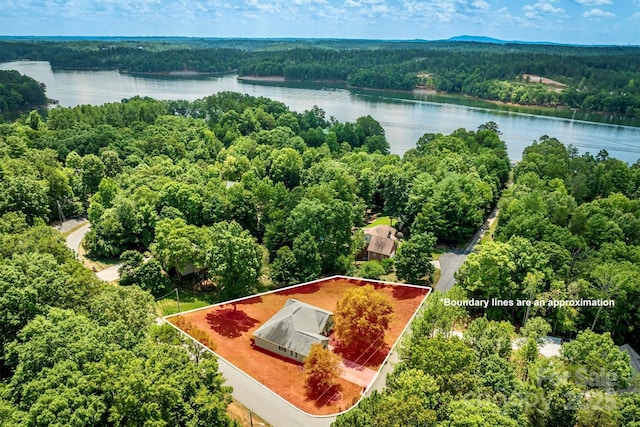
(1, 39), (639, 117)
(0, 70), (48, 121)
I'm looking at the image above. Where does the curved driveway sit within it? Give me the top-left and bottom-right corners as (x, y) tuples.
(64, 221), (90, 256)
(64, 221), (122, 282)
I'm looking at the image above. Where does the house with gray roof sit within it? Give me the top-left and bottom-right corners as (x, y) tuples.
(252, 299), (334, 363)
(620, 344), (640, 374)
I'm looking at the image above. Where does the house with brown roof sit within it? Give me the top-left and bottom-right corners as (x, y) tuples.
(252, 299), (334, 363)
(359, 224), (398, 261)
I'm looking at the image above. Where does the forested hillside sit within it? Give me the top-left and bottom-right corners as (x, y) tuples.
(1, 38), (639, 118)
(458, 137), (640, 348)
(0, 70), (47, 120)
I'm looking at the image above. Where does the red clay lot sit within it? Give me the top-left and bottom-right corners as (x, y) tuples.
(169, 276), (430, 415)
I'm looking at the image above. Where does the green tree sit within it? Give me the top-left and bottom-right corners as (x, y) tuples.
(269, 147), (303, 189)
(133, 259), (170, 297)
(456, 240), (517, 317)
(151, 218), (208, 276)
(561, 330), (633, 390)
(6, 307), (234, 427)
(287, 196), (353, 273)
(81, 154), (105, 197)
(575, 390), (620, 427)
(358, 260), (385, 280)
(411, 287), (468, 338)
(86, 284), (155, 337)
(394, 232), (436, 283)
(443, 399), (518, 427)
(206, 221), (262, 301)
(401, 335), (477, 396)
(291, 230), (322, 282)
(0, 252), (99, 371)
(463, 317), (514, 359)
(374, 368), (439, 427)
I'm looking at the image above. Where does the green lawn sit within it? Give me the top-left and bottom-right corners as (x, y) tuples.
(156, 288), (216, 316)
(364, 216), (397, 228)
(432, 249), (446, 260)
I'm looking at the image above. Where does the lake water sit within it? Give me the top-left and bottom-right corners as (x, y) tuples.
(2, 61), (640, 164)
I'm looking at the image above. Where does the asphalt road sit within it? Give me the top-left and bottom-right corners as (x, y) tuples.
(434, 251), (469, 292)
(434, 206), (499, 293)
(64, 221), (90, 256)
(63, 221), (122, 282)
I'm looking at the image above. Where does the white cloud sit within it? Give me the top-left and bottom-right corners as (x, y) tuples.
(523, 1), (565, 19)
(292, 0), (327, 4)
(574, 0), (612, 5)
(631, 12), (640, 21)
(472, 0), (489, 11)
(243, 0), (282, 14)
(583, 7), (615, 17)
(400, 0), (490, 23)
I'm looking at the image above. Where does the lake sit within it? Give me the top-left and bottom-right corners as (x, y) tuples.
(2, 60), (640, 164)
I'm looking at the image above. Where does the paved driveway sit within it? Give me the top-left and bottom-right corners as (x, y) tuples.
(64, 221), (90, 256)
(63, 221), (122, 282)
(434, 206), (499, 293)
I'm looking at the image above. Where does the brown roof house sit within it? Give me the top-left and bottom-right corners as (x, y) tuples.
(359, 224), (398, 261)
(252, 299), (334, 363)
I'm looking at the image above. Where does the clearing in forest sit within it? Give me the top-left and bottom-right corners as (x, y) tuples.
(166, 275), (430, 415)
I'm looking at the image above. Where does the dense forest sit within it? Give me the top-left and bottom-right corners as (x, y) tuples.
(333, 292), (640, 426)
(1, 78), (639, 425)
(1, 38), (639, 118)
(0, 70), (47, 121)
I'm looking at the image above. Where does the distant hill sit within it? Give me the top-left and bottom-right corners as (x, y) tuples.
(446, 35), (560, 45)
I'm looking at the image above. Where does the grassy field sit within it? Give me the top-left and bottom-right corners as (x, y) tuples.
(364, 216), (397, 228)
(432, 248), (446, 260)
(227, 399), (272, 427)
(156, 288), (216, 316)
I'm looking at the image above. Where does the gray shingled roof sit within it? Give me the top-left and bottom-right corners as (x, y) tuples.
(253, 299), (333, 357)
(619, 344), (640, 373)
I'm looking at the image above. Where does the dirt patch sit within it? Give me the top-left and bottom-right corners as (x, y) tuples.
(522, 74), (567, 87)
(205, 309), (259, 338)
(170, 277), (429, 415)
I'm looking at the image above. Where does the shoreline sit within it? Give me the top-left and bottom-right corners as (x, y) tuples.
(237, 75), (639, 127)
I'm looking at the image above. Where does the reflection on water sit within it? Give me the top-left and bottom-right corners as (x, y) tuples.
(2, 61), (639, 164)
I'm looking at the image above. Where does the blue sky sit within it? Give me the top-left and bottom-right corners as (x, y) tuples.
(1, 0), (638, 45)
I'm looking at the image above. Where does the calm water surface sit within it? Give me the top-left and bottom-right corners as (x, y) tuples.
(3, 61), (639, 163)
